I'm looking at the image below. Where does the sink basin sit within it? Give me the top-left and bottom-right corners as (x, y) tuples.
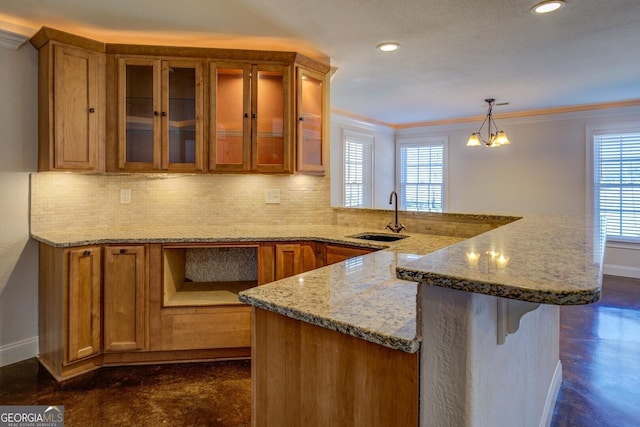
(348, 232), (408, 242)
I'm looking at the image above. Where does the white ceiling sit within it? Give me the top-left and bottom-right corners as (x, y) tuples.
(1, 0), (639, 124)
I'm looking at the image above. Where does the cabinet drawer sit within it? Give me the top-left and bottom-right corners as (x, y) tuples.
(160, 306), (251, 351)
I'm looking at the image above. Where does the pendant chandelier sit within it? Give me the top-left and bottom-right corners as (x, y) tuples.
(466, 98), (511, 148)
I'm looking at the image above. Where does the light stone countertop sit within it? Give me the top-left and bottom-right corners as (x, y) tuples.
(396, 215), (605, 306)
(31, 215), (605, 354)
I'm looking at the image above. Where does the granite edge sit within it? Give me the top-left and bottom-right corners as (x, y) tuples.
(238, 294), (420, 353)
(396, 269), (602, 305)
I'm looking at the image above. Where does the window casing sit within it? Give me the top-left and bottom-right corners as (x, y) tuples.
(343, 131), (374, 208)
(592, 127), (640, 243)
(397, 137), (447, 212)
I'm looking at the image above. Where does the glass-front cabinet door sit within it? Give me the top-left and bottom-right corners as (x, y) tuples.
(119, 58), (160, 170)
(210, 62), (292, 173)
(252, 64), (292, 173)
(209, 62), (251, 171)
(296, 67), (325, 174)
(118, 57), (203, 172)
(162, 60), (204, 171)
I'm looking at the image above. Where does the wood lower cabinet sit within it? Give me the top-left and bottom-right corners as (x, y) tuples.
(252, 308), (419, 426)
(103, 245), (147, 352)
(259, 241), (321, 283)
(66, 247), (102, 362)
(38, 239), (378, 381)
(39, 243), (102, 380)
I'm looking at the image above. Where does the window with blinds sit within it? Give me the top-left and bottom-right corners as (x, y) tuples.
(343, 132), (373, 208)
(593, 131), (640, 242)
(399, 141), (445, 212)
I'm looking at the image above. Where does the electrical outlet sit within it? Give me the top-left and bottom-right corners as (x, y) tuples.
(264, 189), (281, 204)
(120, 188), (131, 204)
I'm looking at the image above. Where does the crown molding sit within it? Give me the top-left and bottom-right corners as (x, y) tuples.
(0, 28), (28, 50)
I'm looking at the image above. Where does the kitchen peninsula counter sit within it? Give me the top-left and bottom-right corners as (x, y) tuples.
(33, 215), (605, 426)
(31, 215), (605, 355)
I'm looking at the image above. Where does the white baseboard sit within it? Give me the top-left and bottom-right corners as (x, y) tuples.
(539, 361), (563, 427)
(604, 264), (640, 279)
(0, 336), (38, 367)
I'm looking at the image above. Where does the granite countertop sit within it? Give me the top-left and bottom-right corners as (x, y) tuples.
(31, 215), (605, 354)
(396, 215), (605, 306)
(31, 225), (463, 353)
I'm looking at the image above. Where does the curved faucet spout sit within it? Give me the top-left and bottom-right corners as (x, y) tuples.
(386, 191), (405, 233)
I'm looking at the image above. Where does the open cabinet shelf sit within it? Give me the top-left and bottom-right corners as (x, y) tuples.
(163, 245), (259, 307)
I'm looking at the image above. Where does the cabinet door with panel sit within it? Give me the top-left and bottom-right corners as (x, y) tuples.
(259, 242), (318, 283)
(104, 245), (147, 352)
(38, 42), (105, 171)
(66, 246), (102, 363)
(210, 62), (293, 173)
(118, 57), (204, 172)
(296, 66), (326, 174)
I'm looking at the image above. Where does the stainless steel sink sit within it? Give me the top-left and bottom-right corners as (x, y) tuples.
(348, 232), (408, 242)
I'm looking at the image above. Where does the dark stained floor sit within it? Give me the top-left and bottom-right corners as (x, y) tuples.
(551, 274), (640, 427)
(0, 275), (638, 426)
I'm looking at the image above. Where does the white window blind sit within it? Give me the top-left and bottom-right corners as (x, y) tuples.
(400, 142), (444, 212)
(343, 133), (373, 208)
(593, 131), (640, 242)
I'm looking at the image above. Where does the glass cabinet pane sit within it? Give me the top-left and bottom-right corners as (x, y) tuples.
(299, 72), (323, 167)
(256, 70), (285, 166)
(216, 68), (245, 165)
(168, 67), (197, 164)
(125, 65), (154, 163)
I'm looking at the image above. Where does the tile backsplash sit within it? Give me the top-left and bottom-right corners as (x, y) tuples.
(30, 173), (519, 238)
(30, 172), (334, 233)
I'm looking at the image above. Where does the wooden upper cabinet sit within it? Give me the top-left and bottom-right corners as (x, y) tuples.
(117, 57), (204, 172)
(296, 66), (326, 174)
(210, 62), (293, 173)
(34, 37), (105, 171)
(32, 27), (330, 175)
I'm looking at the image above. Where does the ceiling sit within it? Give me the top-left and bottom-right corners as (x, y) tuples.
(1, 0), (639, 125)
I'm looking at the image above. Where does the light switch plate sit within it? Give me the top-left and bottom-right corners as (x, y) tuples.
(264, 189), (281, 204)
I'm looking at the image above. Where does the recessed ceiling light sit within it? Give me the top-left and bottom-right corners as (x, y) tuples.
(377, 42), (400, 52)
(531, 0), (565, 14)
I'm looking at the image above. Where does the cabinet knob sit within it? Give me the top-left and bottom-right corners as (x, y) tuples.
(154, 111), (159, 116)
(251, 113), (256, 119)
(83, 250), (91, 256)
(120, 248), (127, 254)
(299, 116), (304, 122)
(89, 107), (95, 113)
(161, 111), (167, 117)
(244, 113), (249, 118)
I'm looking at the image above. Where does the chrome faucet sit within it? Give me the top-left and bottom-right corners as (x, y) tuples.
(386, 191), (405, 233)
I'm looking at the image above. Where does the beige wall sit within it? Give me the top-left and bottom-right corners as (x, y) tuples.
(0, 43), (39, 366)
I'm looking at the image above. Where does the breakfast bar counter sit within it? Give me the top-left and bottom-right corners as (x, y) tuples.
(236, 215), (605, 427)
